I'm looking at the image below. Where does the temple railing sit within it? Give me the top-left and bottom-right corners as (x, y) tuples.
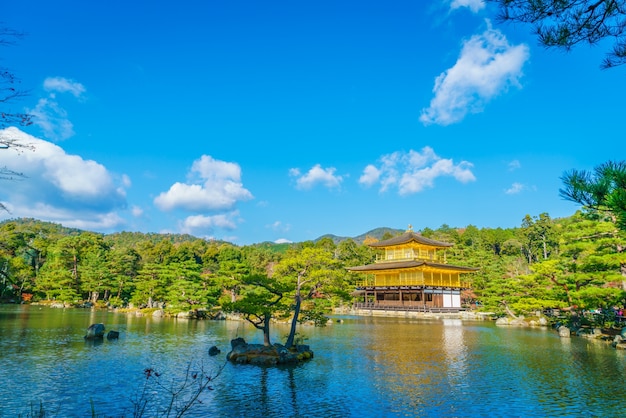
(375, 253), (445, 263)
(355, 278), (470, 288)
(353, 302), (464, 313)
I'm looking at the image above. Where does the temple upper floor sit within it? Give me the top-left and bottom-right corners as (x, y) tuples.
(376, 246), (446, 263)
(369, 228), (453, 264)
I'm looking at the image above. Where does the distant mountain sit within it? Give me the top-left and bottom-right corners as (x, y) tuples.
(316, 227), (404, 245)
(0, 217), (83, 236)
(1, 217), (405, 247)
(0, 218), (230, 247)
(104, 231), (221, 247)
(248, 241), (292, 254)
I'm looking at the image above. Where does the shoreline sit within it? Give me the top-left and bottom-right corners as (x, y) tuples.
(341, 307), (494, 321)
(8, 302), (625, 350)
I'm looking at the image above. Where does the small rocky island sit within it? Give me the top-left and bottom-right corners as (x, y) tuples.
(226, 337), (314, 366)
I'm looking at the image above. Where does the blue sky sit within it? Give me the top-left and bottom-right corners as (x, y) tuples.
(1, 0), (625, 245)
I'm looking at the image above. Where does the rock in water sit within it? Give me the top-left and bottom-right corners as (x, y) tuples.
(230, 337), (247, 350)
(209, 345), (221, 356)
(226, 338), (314, 365)
(107, 330), (120, 340)
(85, 323), (105, 339)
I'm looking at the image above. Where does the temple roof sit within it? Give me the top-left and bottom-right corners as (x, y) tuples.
(346, 260), (479, 272)
(368, 231), (453, 248)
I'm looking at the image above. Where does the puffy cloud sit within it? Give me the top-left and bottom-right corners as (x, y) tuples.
(27, 76), (87, 140)
(505, 182), (524, 194)
(179, 212), (239, 235)
(154, 155), (253, 211)
(43, 77), (86, 97)
(420, 23), (529, 126)
(274, 238), (292, 244)
(450, 0), (485, 13)
(359, 146), (476, 195)
(290, 164), (343, 190)
(359, 165), (381, 187)
(131, 205), (144, 217)
(505, 182), (525, 195)
(0, 127), (128, 229)
(28, 98), (75, 140)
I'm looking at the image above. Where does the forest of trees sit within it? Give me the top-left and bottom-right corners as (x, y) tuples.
(1, 211), (624, 325)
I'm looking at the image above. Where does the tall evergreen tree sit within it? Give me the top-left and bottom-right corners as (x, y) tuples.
(491, 0), (626, 68)
(561, 161), (626, 289)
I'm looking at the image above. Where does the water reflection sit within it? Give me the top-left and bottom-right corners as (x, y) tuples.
(1, 305), (625, 417)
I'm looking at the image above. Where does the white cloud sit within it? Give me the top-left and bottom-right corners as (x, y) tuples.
(505, 182), (525, 195)
(0, 127), (128, 230)
(274, 238), (292, 244)
(291, 164), (343, 190)
(450, 0), (485, 13)
(267, 221), (291, 232)
(420, 22), (530, 126)
(154, 155), (253, 212)
(28, 98), (75, 140)
(43, 77), (86, 97)
(180, 212), (239, 235)
(508, 160), (521, 171)
(131, 205), (144, 217)
(27, 77), (87, 140)
(377, 153), (401, 193)
(359, 164), (381, 186)
(359, 146), (476, 194)
(190, 154), (242, 182)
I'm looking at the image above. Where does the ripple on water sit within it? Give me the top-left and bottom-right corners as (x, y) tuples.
(2, 307), (626, 417)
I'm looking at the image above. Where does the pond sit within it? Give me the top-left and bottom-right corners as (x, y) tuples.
(1, 305), (624, 417)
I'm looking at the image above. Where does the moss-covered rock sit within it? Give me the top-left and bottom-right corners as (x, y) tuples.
(226, 338), (314, 366)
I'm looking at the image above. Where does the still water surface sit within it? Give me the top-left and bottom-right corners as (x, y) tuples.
(1, 305), (624, 417)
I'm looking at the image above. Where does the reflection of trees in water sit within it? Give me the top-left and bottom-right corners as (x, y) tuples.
(552, 336), (626, 410)
(258, 368), (271, 417)
(210, 366), (290, 416)
(287, 367), (300, 417)
(257, 367), (300, 417)
(212, 363), (351, 417)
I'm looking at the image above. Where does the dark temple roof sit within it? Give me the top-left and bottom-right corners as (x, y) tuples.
(347, 260), (479, 272)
